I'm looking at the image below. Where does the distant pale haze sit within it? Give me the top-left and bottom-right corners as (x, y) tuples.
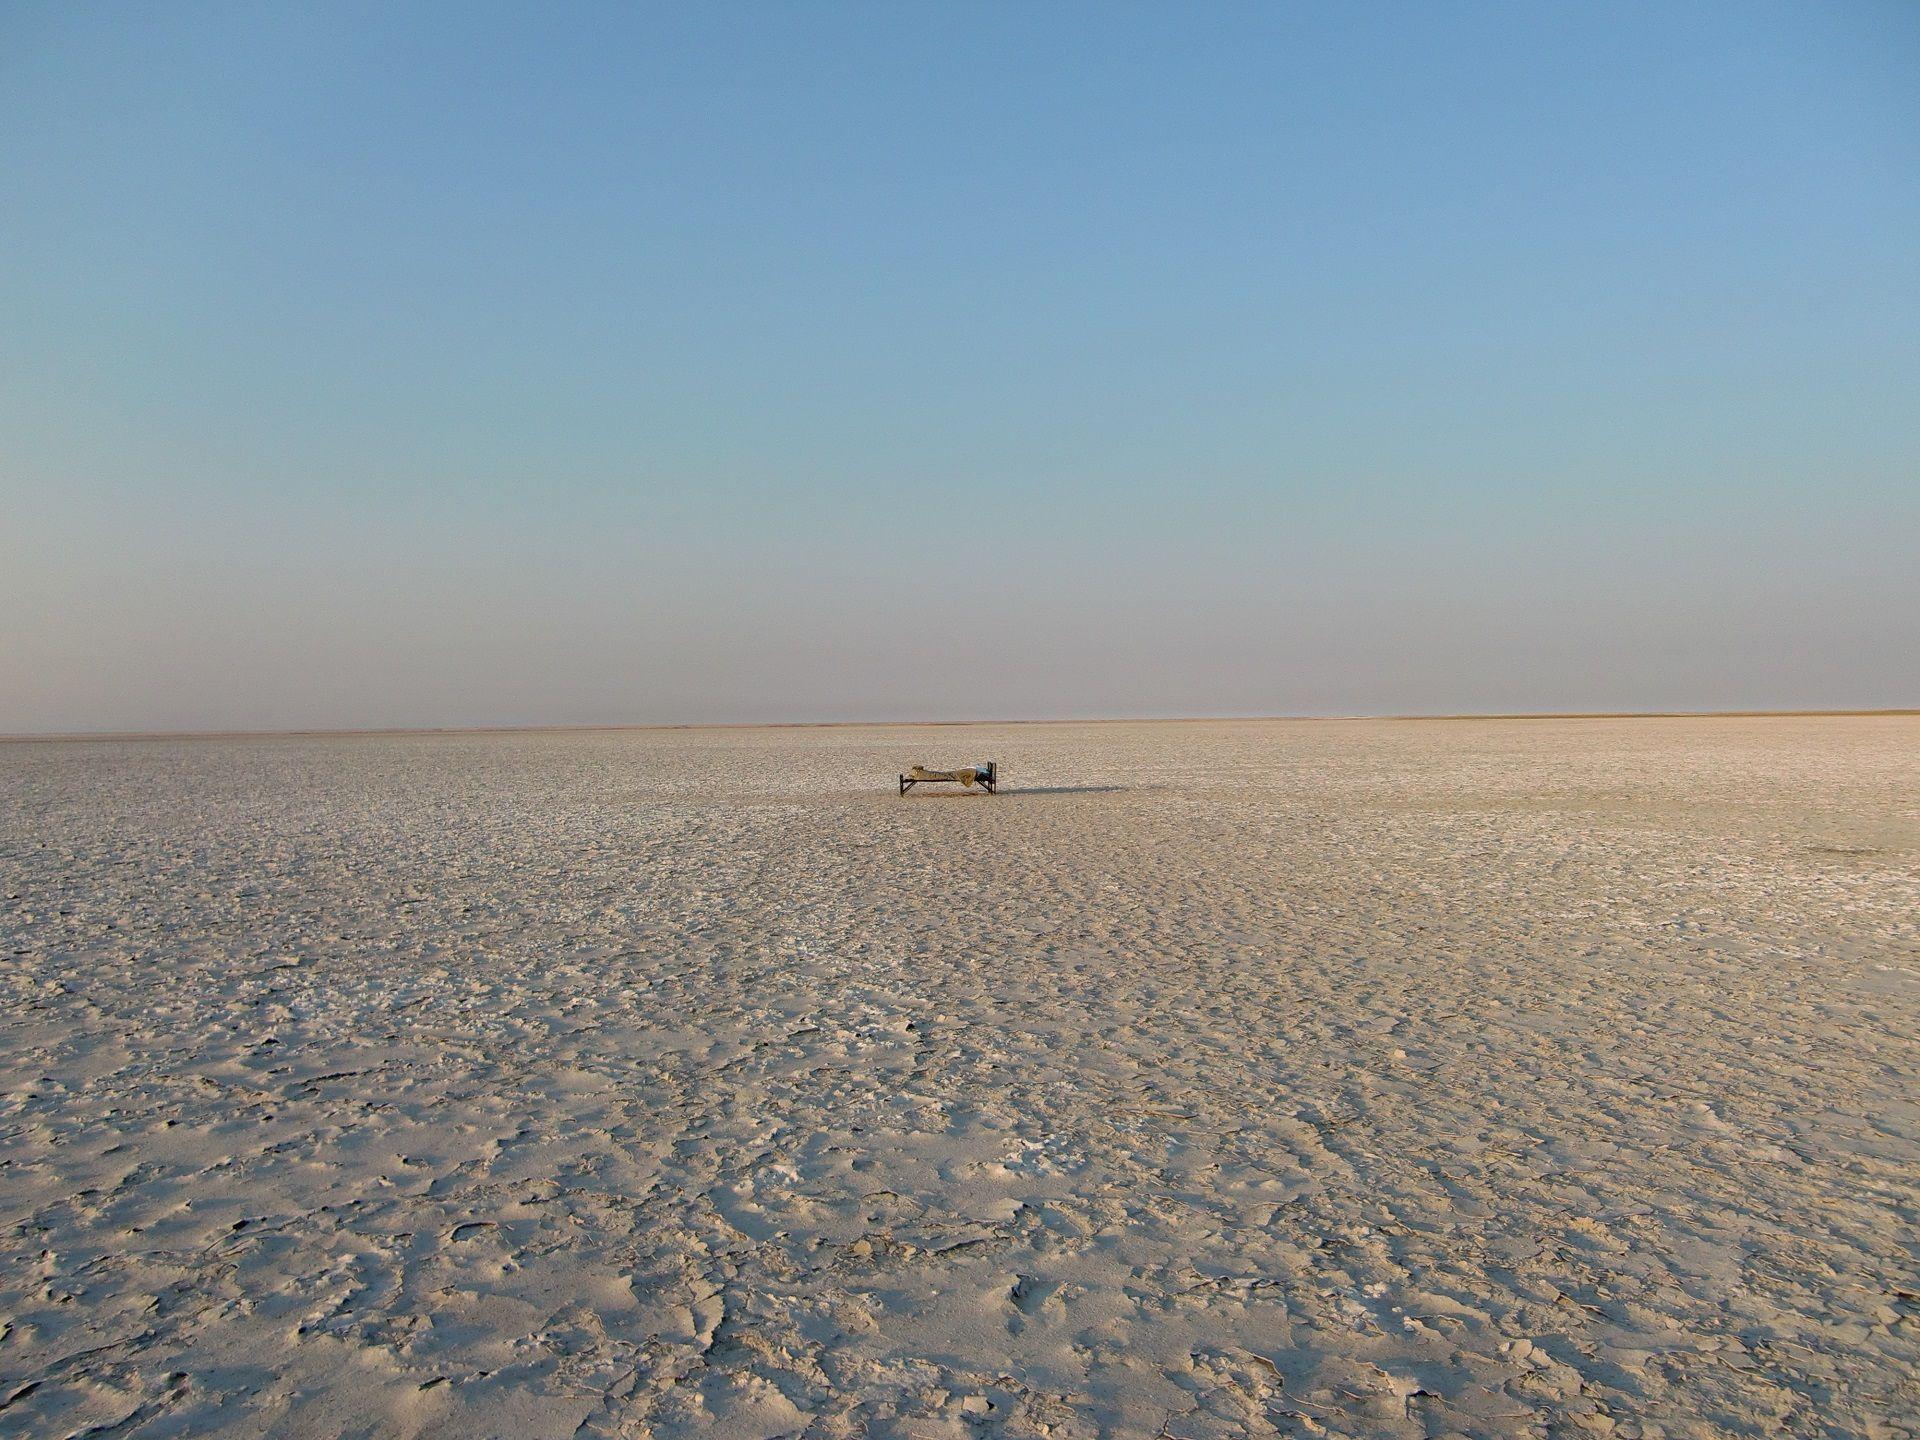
(2, 2), (1916, 733)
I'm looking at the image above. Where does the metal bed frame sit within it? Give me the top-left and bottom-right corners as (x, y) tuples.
(898, 760), (998, 795)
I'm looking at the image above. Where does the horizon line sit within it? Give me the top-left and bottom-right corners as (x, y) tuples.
(3, 707), (1915, 745)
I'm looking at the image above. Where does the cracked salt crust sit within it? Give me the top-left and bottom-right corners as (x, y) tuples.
(1, 716), (1916, 1437)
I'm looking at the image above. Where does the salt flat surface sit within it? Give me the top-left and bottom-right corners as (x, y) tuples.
(2, 717), (1916, 1439)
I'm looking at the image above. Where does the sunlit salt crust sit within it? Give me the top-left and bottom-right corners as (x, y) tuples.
(2, 716), (1915, 1437)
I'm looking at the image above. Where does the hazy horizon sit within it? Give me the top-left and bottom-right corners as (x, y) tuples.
(5, 3), (1917, 735)
(10, 707), (1920, 744)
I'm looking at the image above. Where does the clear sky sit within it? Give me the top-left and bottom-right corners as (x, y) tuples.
(3, 2), (1916, 732)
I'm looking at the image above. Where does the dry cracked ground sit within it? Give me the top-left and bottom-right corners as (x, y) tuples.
(1, 717), (1916, 1439)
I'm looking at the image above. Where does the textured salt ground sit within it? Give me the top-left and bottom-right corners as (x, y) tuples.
(1, 716), (1916, 1440)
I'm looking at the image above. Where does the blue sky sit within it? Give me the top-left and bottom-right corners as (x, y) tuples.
(3, 2), (1916, 730)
